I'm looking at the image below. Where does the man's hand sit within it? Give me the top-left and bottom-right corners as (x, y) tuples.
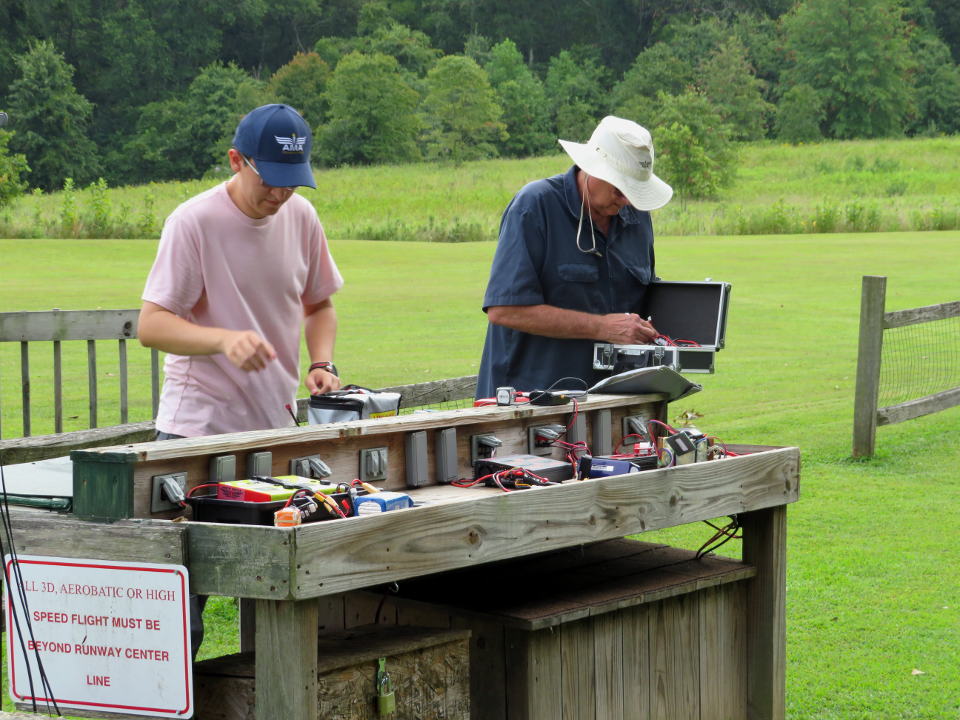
(220, 330), (277, 371)
(139, 302), (279, 370)
(306, 368), (341, 395)
(599, 313), (658, 345)
(488, 304), (659, 344)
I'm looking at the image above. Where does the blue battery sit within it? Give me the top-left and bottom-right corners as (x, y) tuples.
(579, 454), (658, 479)
(353, 491), (414, 516)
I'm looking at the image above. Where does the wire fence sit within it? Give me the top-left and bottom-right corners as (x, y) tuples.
(853, 276), (960, 457)
(878, 315), (960, 407)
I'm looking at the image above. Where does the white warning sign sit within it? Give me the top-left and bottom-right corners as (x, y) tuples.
(5, 555), (192, 717)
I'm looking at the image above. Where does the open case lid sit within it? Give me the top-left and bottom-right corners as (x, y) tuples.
(640, 280), (731, 349)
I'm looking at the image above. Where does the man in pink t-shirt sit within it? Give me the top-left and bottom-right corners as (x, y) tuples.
(140, 104), (343, 438)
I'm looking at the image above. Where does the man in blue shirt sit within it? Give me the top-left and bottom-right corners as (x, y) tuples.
(477, 116), (674, 398)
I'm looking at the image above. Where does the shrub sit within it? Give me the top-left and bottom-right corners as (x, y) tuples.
(776, 84), (824, 144)
(0, 130), (30, 208)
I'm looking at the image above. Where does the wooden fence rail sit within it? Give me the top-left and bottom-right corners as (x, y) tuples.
(0, 309), (161, 439)
(0, 305), (479, 467)
(852, 275), (960, 457)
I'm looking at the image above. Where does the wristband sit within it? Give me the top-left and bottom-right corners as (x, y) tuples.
(309, 361), (338, 376)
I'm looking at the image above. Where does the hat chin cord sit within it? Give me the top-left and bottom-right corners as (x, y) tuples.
(576, 173), (602, 257)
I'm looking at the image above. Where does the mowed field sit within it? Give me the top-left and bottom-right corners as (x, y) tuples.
(2, 136), (959, 242)
(2, 229), (959, 718)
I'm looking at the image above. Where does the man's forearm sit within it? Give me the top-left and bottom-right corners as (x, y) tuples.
(304, 299), (337, 363)
(303, 299), (339, 394)
(487, 304), (657, 345)
(138, 301), (228, 356)
(138, 301), (276, 371)
(487, 304), (603, 339)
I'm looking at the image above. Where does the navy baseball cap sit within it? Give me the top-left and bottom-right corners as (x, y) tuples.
(232, 104), (316, 189)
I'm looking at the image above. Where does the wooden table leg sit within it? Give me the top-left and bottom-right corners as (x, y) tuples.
(741, 505), (787, 720)
(239, 597), (256, 653)
(255, 598), (319, 720)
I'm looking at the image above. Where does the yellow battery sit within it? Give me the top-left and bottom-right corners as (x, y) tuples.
(217, 477), (338, 502)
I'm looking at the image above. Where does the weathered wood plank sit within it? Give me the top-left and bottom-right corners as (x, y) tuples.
(621, 604), (651, 720)
(699, 583), (748, 720)
(72, 454), (136, 521)
(346, 541), (753, 636)
(344, 590), (394, 628)
(0, 422), (154, 466)
(87, 338), (98, 429)
(560, 618), (595, 720)
(73, 397), (659, 517)
(285, 448), (797, 600)
(392, 592), (449, 630)
(853, 275), (886, 457)
(650, 593), (699, 720)
(255, 598), (319, 720)
(878, 387), (960, 426)
(389, 545), (753, 632)
(593, 610), (624, 719)
(884, 299), (960, 328)
(453, 615), (506, 720)
(1, 309), (160, 443)
(66, 445), (794, 599)
(187, 523), (294, 598)
(73, 393), (664, 463)
(119, 338), (129, 424)
(742, 505), (787, 720)
(316, 593), (348, 634)
(20, 341), (30, 437)
(0, 309), (140, 342)
(239, 597), (256, 653)
(576, 561), (754, 632)
(53, 340), (62, 433)
(383, 374), (479, 406)
(6, 508), (186, 565)
(150, 349), (160, 417)
(504, 626), (562, 720)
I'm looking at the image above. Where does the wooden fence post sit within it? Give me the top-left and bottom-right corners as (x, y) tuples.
(852, 275), (887, 458)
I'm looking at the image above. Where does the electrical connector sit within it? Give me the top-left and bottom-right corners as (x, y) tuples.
(534, 424), (565, 444)
(471, 434), (502, 463)
(625, 416), (648, 437)
(160, 475), (186, 505)
(308, 456), (332, 478)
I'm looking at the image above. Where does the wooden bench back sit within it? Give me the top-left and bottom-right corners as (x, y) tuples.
(0, 305), (477, 464)
(0, 309), (160, 439)
(0, 306), (479, 464)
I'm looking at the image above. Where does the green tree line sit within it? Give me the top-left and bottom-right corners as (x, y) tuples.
(1, 0), (959, 204)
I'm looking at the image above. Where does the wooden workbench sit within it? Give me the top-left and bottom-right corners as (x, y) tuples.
(9, 392), (799, 720)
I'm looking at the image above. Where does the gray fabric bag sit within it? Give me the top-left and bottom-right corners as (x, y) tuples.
(307, 385), (402, 425)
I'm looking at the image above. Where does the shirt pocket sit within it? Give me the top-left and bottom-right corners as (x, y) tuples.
(558, 263), (600, 284)
(623, 262), (652, 286)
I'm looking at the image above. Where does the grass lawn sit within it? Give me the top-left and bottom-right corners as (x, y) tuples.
(2, 229), (959, 718)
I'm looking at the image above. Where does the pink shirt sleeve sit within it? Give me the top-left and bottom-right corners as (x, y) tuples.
(142, 212), (205, 317)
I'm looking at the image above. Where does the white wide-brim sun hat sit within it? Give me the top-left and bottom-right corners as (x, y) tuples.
(559, 115), (673, 211)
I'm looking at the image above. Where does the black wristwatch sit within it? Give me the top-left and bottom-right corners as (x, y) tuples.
(309, 361), (338, 376)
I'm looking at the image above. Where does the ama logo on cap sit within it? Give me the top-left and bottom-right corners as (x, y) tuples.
(275, 132), (306, 153)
